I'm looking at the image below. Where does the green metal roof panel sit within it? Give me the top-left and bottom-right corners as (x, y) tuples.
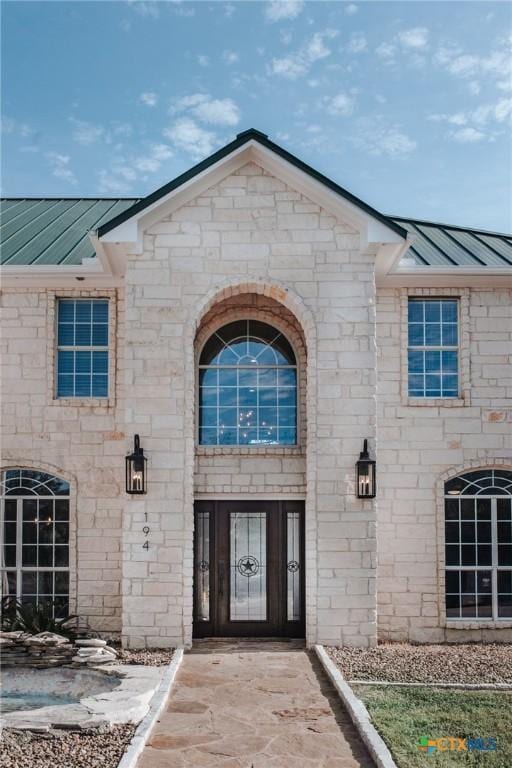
(391, 218), (512, 268)
(0, 198), (138, 266)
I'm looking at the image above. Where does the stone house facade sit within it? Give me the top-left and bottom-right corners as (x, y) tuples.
(1, 129), (511, 648)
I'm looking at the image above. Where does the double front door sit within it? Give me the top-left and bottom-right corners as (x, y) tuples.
(193, 500), (304, 637)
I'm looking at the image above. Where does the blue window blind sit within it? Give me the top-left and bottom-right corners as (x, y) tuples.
(408, 299), (459, 398)
(56, 299), (109, 398)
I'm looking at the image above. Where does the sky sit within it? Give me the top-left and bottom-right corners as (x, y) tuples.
(2, 0), (511, 232)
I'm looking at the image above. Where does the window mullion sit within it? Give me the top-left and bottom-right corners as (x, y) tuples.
(16, 497), (22, 602)
(491, 497), (498, 620)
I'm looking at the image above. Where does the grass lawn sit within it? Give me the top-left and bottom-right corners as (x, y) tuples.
(353, 685), (512, 767)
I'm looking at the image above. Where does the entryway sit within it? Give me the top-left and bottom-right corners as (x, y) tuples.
(193, 501), (305, 638)
(136, 640), (374, 768)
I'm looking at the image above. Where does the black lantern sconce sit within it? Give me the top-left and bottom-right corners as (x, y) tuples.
(125, 434), (147, 494)
(356, 439), (376, 499)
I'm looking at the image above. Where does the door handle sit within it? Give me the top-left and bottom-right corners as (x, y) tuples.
(219, 561), (225, 597)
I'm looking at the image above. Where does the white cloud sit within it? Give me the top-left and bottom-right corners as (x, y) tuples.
(222, 50), (239, 65)
(354, 122), (417, 157)
(198, 54), (210, 67)
(164, 118), (217, 160)
(398, 27), (429, 50)
(1, 117), (34, 138)
(306, 31), (335, 62)
(172, 93), (240, 126)
(135, 143), (173, 173)
(98, 170), (134, 195)
(436, 36), (512, 86)
(46, 152), (77, 186)
(375, 42), (396, 60)
(345, 3), (358, 15)
(348, 33), (367, 54)
(468, 80), (481, 95)
(265, 0), (304, 23)
(271, 29), (337, 79)
(451, 127), (486, 143)
(271, 55), (307, 79)
(326, 92), (355, 116)
(128, 1), (159, 19)
(70, 118), (104, 146)
(140, 92), (158, 107)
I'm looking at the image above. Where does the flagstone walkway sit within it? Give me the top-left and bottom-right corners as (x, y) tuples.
(137, 640), (374, 768)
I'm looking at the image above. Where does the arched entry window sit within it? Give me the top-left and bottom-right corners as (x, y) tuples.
(199, 320), (297, 445)
(444, 469), (512, 620)
(1, 469), (70, 617)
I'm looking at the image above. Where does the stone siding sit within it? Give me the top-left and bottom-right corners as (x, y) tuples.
(0, 288), (125, 634)
(122, 162), (378, 648)
(376, 287), (512, 642)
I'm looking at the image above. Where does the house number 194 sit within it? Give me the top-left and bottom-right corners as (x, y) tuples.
(142, 513), (150, 550)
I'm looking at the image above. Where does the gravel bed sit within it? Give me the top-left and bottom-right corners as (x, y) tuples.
(114, 647), (174, 666)
(0, 725), (135, 768)
(326, 643), (512, 685)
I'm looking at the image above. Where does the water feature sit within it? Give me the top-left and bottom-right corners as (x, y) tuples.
(1, 691), (77, 713)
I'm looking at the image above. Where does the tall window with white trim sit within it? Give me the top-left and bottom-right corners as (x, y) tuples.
(445, 469), (512, 620)
(1, 469), (70, 618)
(56, 298), (109, 398)
(408, 298), (459, 398)
(198, 320), (297, 446)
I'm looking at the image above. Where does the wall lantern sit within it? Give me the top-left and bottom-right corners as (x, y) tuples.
(356, 439), (376, 499)
(125, 434), (147, 494)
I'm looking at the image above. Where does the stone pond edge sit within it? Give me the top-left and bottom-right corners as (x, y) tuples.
(116, 648), (184, 768)
(314, 645), (398, 768)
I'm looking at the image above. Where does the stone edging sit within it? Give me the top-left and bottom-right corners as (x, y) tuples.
(116, 648), (184, 768)
(314, 645), (397, 768)
(348, 679), (512, 690)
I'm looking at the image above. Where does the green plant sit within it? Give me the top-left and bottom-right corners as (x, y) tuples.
(0, 599), (79, 639)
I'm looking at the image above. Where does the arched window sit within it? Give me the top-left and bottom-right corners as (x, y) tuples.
(1, 469), (70, 617)
(444, 469), (512, 621)
(199, 320), (297, 446)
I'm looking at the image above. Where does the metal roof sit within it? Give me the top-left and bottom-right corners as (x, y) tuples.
(1, 202), (511, 270)
(393, 217), (512, 268)
(0, 198), (138, 266)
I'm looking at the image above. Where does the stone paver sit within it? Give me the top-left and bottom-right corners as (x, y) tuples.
(137, 640), (374, 768)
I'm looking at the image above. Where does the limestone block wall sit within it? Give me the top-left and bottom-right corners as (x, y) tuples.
(122, 161), (378, 648)
(376, 287), (512, 643)
(0, 288), (125, 634)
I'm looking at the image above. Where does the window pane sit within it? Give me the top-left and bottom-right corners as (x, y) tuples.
(408, 299), (459, 399)
(408, 301), (424, 322)
(408, 324), (424, 346)
(57, 299), (109, 399)
(425, 324), (441, 345)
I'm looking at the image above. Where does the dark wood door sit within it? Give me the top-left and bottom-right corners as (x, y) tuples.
(193, 500), (304, 638)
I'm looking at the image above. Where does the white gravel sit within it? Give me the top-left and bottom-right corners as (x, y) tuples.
(326, 643), (512, 685)
(114, 648), (173, 667)
(0, 725), (135, 768)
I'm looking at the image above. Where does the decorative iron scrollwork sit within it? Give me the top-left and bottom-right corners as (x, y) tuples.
(237, 555), (260, 577)
(198, 560), (209, 572)
(287, 560), (300, 573)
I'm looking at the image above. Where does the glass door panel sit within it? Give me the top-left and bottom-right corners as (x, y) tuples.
(287, 511), (301, 621)
(195, 510), (210, 622)
(230, 512), (267, 621)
